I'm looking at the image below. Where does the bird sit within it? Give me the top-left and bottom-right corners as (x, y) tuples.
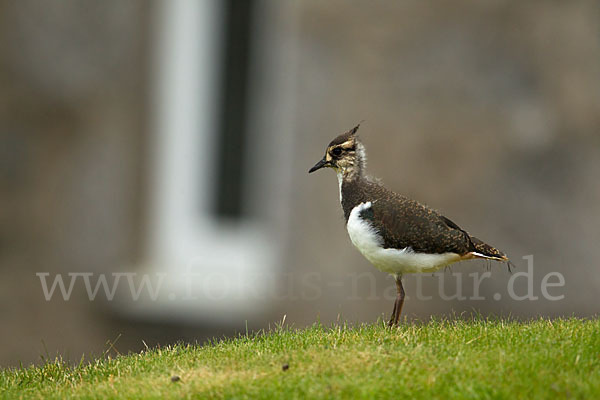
(308, 123), (511, 327)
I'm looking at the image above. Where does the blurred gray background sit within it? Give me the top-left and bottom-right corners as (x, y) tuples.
(1, 0), (599, 367)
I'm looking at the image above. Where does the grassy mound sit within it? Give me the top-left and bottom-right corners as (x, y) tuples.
(2, 317), (599, 399)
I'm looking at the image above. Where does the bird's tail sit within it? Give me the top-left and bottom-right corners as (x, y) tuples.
(467, 236), (508, 262)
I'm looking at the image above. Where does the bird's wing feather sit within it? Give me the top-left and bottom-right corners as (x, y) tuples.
(361, 186), (472, 255)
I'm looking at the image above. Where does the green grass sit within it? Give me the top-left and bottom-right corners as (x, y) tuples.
(2, 317), (599, 399)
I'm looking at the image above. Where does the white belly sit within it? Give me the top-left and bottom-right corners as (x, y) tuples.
(346, 202), (462, 275)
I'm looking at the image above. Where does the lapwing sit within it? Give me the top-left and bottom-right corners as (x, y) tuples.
(309, 124), (511, 326)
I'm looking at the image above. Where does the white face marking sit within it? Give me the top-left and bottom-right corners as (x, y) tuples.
(346, 202), (461, 275)
(336, 170), (344, 203)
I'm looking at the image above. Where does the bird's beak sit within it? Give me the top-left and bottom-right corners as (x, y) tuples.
(308, 157), (328, 173)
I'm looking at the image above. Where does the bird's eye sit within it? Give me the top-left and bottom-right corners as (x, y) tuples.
(331, 147), (342, 156)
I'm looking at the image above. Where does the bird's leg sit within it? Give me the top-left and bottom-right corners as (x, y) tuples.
(388, 276), (405, 327)
(393, 277), (405, 325)
(388, 298), (398, 327)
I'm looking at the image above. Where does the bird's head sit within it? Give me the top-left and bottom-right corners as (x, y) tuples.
(308, 123), (366, 177)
